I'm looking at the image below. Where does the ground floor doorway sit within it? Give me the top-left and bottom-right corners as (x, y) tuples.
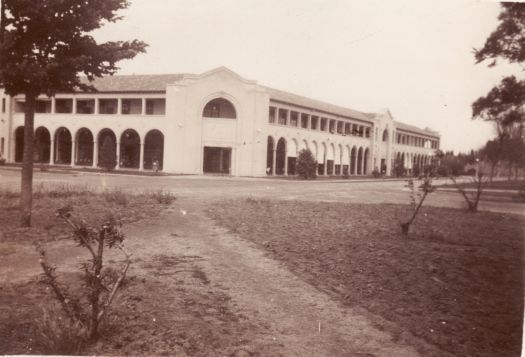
(203, 146), (231, 174)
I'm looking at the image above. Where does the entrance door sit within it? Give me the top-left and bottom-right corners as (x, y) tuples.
(203, 146), (231, 174)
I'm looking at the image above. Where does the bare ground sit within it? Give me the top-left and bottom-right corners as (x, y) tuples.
(1, 190), (523, 356)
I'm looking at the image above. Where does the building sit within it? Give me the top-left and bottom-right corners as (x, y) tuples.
(0, 67), (439, 176)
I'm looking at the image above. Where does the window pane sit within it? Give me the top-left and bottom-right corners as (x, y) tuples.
(76, 99), (95, 114)
(14, 100), (25, 113)
(122, 98), (142, 115)
(145, 98), (165, 115)
(55, 99), (73, 113)
(269, 107), (276, 123)
(99, 99), (118, 114)
(35, 100), (52, 113)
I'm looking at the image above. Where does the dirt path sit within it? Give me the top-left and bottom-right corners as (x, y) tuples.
(124, 197), (436, 357)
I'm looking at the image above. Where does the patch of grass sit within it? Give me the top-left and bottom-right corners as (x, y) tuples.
(36, 308), (87, 355)
(208, 198), (524, 357)
(147, 188), (176, 205)
(440, 179), (525, 191)
(103, 188), (128, 206)
(0, 185), (169, 244)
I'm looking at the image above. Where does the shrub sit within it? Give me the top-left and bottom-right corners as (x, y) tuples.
(401, 176), (436, 235)
(38, 206), (132, 342)
(149, 188), (176, 204)
(450, 173), (485, 213)
(296, 149), (317, 179)
(372, 168), (381, 178)
(36, 308), (87, 355)
(0, 158), (6, 165)
(103, 188), (128, 206)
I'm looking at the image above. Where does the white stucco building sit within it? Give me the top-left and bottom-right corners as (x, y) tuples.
(0, 67), (439, 177)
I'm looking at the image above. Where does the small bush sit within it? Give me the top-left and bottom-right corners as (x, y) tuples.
(296, 149), (317, 179)
(372, 168), (381, 178)
(0, 158), (6, 165)
(149, 188), (176, 205)
(103, 188), (128, 206)
(39, 207), (132, 342)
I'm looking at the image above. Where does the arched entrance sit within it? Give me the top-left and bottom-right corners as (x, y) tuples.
(364, 148), (370, 175)
(97, 129), (117, 170)
(287, 139), (297, 175)
(54, 127), (72, 164)
(350, 146), (357, 175)
(357, 147), (363, 175)
(144, 130), (164, 170)
(34, 127), (51, 163)
(120, 129), (140, 168)
(276, 138), (286, 175)
(266, 136), (274, 175)
(14, 126), (24, 163)
(76, 128), (93, 166)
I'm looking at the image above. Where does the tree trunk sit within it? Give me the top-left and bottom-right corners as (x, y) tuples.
(20, 93), (36, 227)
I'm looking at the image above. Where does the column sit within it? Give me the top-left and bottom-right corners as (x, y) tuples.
(49, 139), (54, 165)
(92, 140), (98, 167)
(139, 142), (144, 171)
(286, 110), (290, 126)
(353, 154), (358, 175)
(361, 152), (366, 175)
(70, 140), (75, 167)
(272, 148), (276, 176)
(117, 98), (122, 115)
(323, 154), (327, 176)
(115, 141), (120, 169)
(142, 98), (146, 115)
(51, 98), (56, 114)
(307, 114), (311, 130)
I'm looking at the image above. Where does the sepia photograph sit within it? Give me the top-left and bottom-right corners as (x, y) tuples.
(0, 0), (524, 356)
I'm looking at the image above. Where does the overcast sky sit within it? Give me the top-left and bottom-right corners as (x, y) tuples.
(94, 0), (521, 153)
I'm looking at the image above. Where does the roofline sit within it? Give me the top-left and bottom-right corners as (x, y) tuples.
(269, 99), (373, 125)
(394, 127), (440, 139)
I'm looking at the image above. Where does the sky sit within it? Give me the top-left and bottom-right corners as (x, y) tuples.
(93, 0), (522, 153)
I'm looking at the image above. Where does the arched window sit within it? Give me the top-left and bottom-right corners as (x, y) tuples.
(202, 98), (236, 119)
(382, 129), (389, 142)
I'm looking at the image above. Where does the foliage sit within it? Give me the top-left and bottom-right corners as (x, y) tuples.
(99, 136), (117, 171)
(296, 149), (317, 179)
(103, 188), (128, 206)
(38, 206), (132, 342)
(400, 176), (436, 235)
(149, 188), (177, 204)
(0, 0), (147, 226)
(372, 168), (381, 178)
(473, 3), (525, 134)
(36, 308), (87, 355)
(0, 157), (5, 165)
(450, 173), (485, 213)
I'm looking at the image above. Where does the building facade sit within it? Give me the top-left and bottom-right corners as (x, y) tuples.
(0, 67), (440, 176)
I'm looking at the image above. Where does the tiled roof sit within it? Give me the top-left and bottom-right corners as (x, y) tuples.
(78, 74), (185, 92)
(394, 121), (439, 138)
(264, 86), (371, 122)
(73, 71), (438, 138)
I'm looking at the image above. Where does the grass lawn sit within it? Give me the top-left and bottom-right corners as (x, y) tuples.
(440, 179), (525, 191)
(208, 198), (525, 357)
